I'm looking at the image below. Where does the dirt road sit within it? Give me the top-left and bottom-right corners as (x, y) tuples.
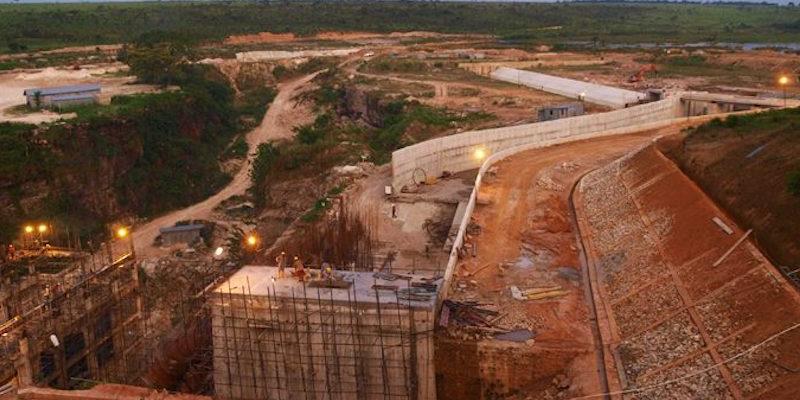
(132, 71), (321, 257)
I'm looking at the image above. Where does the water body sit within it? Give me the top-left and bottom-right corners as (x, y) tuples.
(550, 41), (800, 52)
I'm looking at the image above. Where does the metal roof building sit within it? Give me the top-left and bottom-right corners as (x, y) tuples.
(24, 83), (101, 109)
(158, 224), (206, 246)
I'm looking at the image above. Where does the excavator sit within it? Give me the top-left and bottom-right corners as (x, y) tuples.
(628, 64), (658, 83)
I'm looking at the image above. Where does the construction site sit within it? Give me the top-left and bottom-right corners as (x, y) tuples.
(1, 23), (800, 400)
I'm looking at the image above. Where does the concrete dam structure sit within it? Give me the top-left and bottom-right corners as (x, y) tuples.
(491, 67), (647, 108)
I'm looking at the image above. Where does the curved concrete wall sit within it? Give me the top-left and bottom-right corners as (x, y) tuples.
(391, 97), (683, 189)
(391, 90), (780, 312)
(431, 106), (767, 312)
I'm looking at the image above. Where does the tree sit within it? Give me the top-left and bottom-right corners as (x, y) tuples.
(124, 32), (196, 86)
(7, 42), (27, 53)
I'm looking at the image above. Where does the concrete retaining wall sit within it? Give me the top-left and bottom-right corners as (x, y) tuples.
(491, 67), (646, 108)
(432, 106), (762, 313)
(390, 90), (783, 314)
(391, 96), (683, 190)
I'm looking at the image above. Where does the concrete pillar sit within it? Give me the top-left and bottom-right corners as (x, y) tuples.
(15, 338), (33, 388)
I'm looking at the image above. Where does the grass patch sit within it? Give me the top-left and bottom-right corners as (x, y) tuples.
(0, 60), (21, 70)
(691, 107), (800, 138)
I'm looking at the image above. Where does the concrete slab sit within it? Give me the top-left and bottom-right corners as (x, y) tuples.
(214, 265), (440, 310)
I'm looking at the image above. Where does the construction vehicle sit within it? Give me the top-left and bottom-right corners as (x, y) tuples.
(628, 64), (658, 83)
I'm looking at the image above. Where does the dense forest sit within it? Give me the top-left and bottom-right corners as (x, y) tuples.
(2, 1), (800, 53)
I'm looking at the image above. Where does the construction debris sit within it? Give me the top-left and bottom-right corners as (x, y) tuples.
(510, 285), (569, 301)
(712, 216), (734, 235)
(398, 286), (435, 301)
(440, 300), (499, 328)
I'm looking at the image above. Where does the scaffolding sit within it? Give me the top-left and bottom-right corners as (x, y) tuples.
(0, 241), (144, 391)
(210, 266), (437, 400)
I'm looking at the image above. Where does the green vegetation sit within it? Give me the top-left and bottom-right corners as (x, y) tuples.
(222, 136), (249, 160)
(689, 108), (800, 198)
(692, 107), (800, 137)
(301, 197), (332, 223)
(651, 54), (767, 84)
(300, 185), (347, 222)
(363, 59), (429, 74)
(369, 100), (470, 164)
(120, 32), (197, 85)
(788, 169), (800, 197)
(0, 122), (48, 179)
(248, 72), (493, 216)
(249, 143), (279, 208)
(296, 113), (334, 145)
(672, 107), (800, 267)
(3, 2), (800, 54)
(0, 60), (21, 70)
(0, 37), (277, 244)
(237, 86), (277, 124)
(0, 49), (116, 70)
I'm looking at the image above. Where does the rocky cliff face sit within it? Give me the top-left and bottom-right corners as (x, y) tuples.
(341, 85), (386, 127)
(0, 121), (144, 239)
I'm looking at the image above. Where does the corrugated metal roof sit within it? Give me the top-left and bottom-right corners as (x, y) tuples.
(24, 84), (101, 97)
(159, 224), (206, 234)
(49, 93), (98, 102)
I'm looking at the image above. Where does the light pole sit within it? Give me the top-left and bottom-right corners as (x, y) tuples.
(243, 233), (260, 264)
(37, 223), (47, 250)
(779, 75), (790, 107)
(116, 227), (135, 259)
(23, 225), (33, 249)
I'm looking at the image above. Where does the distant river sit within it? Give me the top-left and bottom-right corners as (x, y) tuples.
(549, 41), (800, 52)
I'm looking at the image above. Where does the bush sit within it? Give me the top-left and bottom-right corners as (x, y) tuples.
(789, 170), (800, 197)
(250, 143), (279, 206)
(0, 61), (20, 71)
(296, 113), (332, 145)
(222, 136), (248, 160)
(665, 55), (707, 66)
(237, 86), (277, 123)
(301, 197), (331, 222)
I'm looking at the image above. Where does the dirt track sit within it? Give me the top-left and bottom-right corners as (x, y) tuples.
(132, 71), (321, 257)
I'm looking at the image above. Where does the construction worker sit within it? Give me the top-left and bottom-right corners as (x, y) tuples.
(320, 261), (330, 279)
(275, 251), (287, 279)
(321, 262), (334, 280)
(292, 256), (307, 282)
